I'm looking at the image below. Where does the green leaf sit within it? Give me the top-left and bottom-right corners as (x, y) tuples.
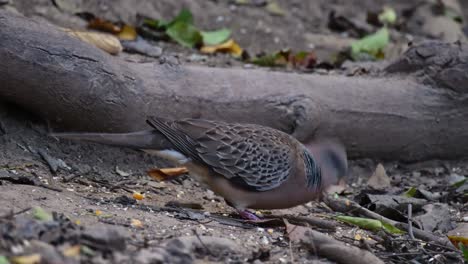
(251, 54), (277, 67)
(143, 18), (165, 30)
(337, 215), (382, 231)
(382, 221), (405, 235)
(351, 27), (389, 60)
(445, 8), (463, 23)
(453, 178), (467, 188)
(378, 7), (397, 25)
(166, 21), (202, 48)
(459, 243), (468, 262)
(404, 187), (417, 197)
(0, 256), (9, 264)
(143, 9), (193, 30)
(33, 206), (53, 221)
(81, 245), (96, 257)
(336, 215), (404, 234)
(167, 9), (193, 27)
(201, 28), (231, 46)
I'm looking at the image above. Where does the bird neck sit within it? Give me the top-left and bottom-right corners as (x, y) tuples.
(303, 149), (322, 189)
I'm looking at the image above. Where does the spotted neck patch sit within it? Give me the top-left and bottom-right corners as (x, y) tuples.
(303, 149), (321, 189)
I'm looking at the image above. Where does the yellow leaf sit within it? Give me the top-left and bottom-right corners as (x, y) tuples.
(118, 25), (137, 41)
(11, 254), (41, 264)
(133, 192), (144, 200)
(147, 167), (188, 181)
(354, 234), (362, 240)
(62, 245), (81, 257)
(200, 39), (243, 57)
(62, 28), (123, 55)
(131, 219), (143, 228)
(75, 219), (81, 225)
(266, 1), (286, 16)
(95, 210), (102, 216)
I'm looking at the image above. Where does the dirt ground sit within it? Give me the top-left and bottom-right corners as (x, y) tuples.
(1, 0), (468, 263)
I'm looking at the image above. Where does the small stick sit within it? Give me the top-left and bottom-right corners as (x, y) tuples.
(408, 203), (415, 240)
(192, 229), (213, 256)
(266, 214), (336, 230)
(0, 207), (31, 219)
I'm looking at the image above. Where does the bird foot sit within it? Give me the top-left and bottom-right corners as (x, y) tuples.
(237, 209), (261, 221)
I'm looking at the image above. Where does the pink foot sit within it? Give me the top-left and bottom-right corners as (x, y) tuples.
(237, 209), (261, 221)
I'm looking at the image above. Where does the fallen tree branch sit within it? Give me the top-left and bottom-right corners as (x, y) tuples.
(323, 196), (456, 250)
(1, 10), (468, 160)
(271, 214), (336, 231)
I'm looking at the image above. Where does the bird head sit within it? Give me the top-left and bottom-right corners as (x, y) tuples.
(305, 139), (348, 193)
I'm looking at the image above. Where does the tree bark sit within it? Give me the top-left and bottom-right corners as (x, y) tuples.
(1, 10), (467, 161)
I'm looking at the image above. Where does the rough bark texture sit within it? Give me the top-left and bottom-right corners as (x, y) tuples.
(1, 10), (468, 161)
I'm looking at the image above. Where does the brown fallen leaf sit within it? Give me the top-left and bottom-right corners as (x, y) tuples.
(367, 163), (390, 190)
(62, 29), (123, 55)
(147, 167), (189, 181)
(200, 39), (244, 57)
(88, 18), (121, 34)
(285, 219), (311, 242)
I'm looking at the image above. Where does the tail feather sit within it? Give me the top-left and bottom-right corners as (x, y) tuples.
(49, 129), (173, 150)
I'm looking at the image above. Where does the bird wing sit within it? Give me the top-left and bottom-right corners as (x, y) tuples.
(146, 117), (295, 191)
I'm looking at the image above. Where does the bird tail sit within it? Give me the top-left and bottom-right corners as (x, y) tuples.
(49, 129), (172, 150)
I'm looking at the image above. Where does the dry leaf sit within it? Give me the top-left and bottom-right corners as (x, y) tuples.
(367, 163), (390, 189)
(88, 18), (121, 34)
(266, 1), (286, 16)
(118, 25), (137, 41)
(147, 167), (188, 181)
(133, 192), (144, 200)
(131, 219), (143, 228)
(95, 210), (102, 216)
(448, 222), (468, 248)
(11, 254), (41, 264)
(63, 29), (123, 55)
(62, 245), (81, 257)
(200, 39), (243, 57)
(285, 219), (310, 242)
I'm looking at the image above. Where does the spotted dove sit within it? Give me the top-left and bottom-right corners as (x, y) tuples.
(51, 117), (348, 219)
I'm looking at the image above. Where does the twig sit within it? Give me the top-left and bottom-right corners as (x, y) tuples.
(266, 214), (336, 230)
(323, 195), (456, 250)
(392, 238), (460, 252)
(63, 174), (80, 183)
(408, 203), (415, 240)
(0, 207), (31, 219)
(192, 229), (213, 256)
(288, 239), (295, 263)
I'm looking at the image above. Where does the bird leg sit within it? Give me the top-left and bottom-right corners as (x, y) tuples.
(237, 209), (261, 221)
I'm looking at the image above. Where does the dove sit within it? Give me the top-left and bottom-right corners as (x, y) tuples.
(51, 117), (347, 220)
